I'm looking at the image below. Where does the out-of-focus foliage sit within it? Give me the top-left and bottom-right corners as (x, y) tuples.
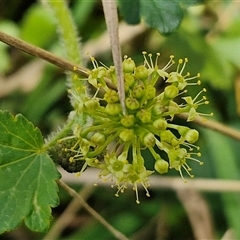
(1, 0), (240, 239)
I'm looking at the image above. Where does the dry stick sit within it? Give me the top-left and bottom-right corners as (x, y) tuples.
(43, 185), (94, 240)
(60, 168), (240, 193)
(57, 180), (129, 240)
(177, 189), (214, 240)
(0, 31), (89, 77)
(178, 113), (240, 141)
(101, 0), (126, 114)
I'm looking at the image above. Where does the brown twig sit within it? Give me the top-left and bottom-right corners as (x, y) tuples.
(57, 179), (129, 240)
(60, 168), (240, 193)
(102, 0), (126, 114)
(43, 185), (94, 240)
(177, 189), (214, 240)
(0, 31), (89, 77)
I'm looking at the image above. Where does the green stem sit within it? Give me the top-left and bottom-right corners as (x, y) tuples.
(46, 0), (88, 100)
(47, 0), (81, 64)
(43, 119), (74, 150)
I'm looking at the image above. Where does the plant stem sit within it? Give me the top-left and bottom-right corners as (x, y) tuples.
(0, 31), (89, 77)
(60, 168), (240, 193)
(102, 0), (126, 114)
(46, 0), (90, 123)
(46, 0), (82, 65)
(43, 185), (94, 240)
(57, 179), (130, 240)
(43, 119), (74, 150)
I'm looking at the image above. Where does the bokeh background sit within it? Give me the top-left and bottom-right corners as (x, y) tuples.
(1, 0), (240, 239)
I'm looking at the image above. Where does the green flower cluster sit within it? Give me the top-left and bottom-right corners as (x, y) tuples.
(66, 52), (211, 203)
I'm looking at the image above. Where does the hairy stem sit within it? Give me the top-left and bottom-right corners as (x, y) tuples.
(46, 0), (90, 122)
(43, 119), (74, 150)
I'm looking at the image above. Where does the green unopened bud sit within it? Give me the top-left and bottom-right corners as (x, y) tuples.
(123, 58), (136, 73)
(164, 85), (179, 99)
(185, 129), (199, 143)
(135, 65), (148, 81)
(177, 126), (189, 136)
(153, 119), (167, 130)
(132, 84), (145, 99)
(105, 103), (121, 116)
(152, 100), (165, 115)
(97, 66), (107, 78)
(142, 132), (155, 147)
(104, 90), (119, 103)
(126, 97), (140, 111)
(91, 132), (106, 144)
(146, 85), (156, 100)
(154, 159), (169, 174)
(136, 109), (151, 123)
(121, 114), (135, 127)
(119, 129), (135, 142)
(124, 74), (135, 88)
(84, 99), (100, 110)
(178, 126), (199, 143)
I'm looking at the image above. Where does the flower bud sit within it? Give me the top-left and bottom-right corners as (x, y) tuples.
(97, 66), (108, 78)
(153, 119), (167, 130)
(123, 58), (136, 73)
(136, 110), (151, 123)
(104, 90), (119, 103)
(91, 132), (106, 144)
(121, 115), (135, 127)
(154, 159), (169, 174)
(178, 126), (199, 143)
(119, 129), (135, 142)
(84, 99), (100, 110)
(146, 85), (156, 100)
(105, 103), (121, 116)
(132, 84), (145, 99)
(152, 102), (165, 115)
(164, 85), (179, 99)
(124, 74), (135, 88)
(126, 97), (140, 111)
(177, 126), (190, 136)
(184, 129), (199, 143)
(142, 132), (155, 147)
(134, 65), (148, 81)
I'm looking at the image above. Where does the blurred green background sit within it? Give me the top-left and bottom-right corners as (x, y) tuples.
(1, 0), (240, 239)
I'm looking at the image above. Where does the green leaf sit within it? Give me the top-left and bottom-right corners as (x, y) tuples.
(118, 0), (141, 25)
(0, 111), (60, 233)
(180, 0), (204, 7)
(203, 128), (240, 239)
(140, 0), (184, 34)
(20, 3), (56, 48)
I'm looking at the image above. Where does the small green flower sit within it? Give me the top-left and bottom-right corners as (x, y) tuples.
(65, 52), (212, 203)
